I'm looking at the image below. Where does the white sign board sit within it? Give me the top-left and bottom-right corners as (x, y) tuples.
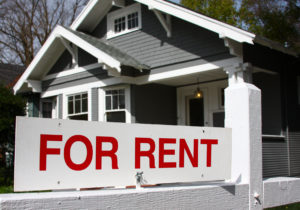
(14, 117), (231, 191)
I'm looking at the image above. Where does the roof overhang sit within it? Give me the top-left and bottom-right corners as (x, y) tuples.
(13, 25), (122, 94)
(72, 0), (298, 57)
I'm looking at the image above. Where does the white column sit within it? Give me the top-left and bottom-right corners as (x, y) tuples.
(224, 63), (263, 210)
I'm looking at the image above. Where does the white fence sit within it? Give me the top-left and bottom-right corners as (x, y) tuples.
(1, 82), (300, 209)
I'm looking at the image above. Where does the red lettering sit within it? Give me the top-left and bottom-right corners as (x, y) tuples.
(201, 139), (218, 167)
(179, 139), (198, 167)
(40, 134), (62, 171)
(96, 136), (119, 169)
(64, 135), (93, 171)
(135, 138), (156, 169)
(159, 138), (176, 168)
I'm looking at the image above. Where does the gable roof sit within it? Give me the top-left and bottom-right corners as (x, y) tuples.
(71, 0), (297, 56)
(14, 0), (298, 94)
(65, 27), (149, 70)
(14, 25), (148, 93)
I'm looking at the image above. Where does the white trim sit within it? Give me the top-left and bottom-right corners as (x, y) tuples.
(136, 0), (254, 44)
(14, 25), (122, 94)
(27, 80), (42, 93)
(43, 63), (103, 81)
(70, 0), (100, 30)
(107, 3), (142, 39)
(98, 85), (132, 123)
(41, 57), (238, 98)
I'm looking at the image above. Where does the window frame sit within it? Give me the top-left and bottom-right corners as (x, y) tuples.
(67, 92), (89, 119)
(107, 3), (142, 39)
(99, 85), (132, 123)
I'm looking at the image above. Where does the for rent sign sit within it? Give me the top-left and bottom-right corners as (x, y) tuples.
(14, 117), (232, 191)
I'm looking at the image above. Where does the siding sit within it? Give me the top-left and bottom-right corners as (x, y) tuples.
(42, 67), (109, 91)
(94, 4), (230, 70)
(131, 84), (177, 125)
(91, 88), (99, 121)
(289, 132), (300, 176)
(58, 94), (63, 119)
(262, 138), (289, 178)
(47, 50), (73, 75)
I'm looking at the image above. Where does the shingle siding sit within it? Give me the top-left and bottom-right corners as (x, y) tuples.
(106, 5), (230, 69)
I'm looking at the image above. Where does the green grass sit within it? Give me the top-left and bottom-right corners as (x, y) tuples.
(0, 185), (13, 194)
(266, 203), (300, 210)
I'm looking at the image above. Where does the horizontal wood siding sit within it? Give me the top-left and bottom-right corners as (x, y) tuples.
(42, 68), (109, 91)
(262, 138), (289, 178)
(105, 5), (230, 69)
(289, 132), (300, 176)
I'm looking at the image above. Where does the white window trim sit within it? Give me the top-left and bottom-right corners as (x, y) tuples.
(63, 90), (91, 120)
(107, 3), (142, 39)
(98, 85), (132, 123)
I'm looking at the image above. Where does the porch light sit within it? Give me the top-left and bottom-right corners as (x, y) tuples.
(194, 87), (203, 98)
(194, 77), (203, 98)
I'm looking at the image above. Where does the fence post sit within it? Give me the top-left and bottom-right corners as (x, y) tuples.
(225, 63), (263, 210)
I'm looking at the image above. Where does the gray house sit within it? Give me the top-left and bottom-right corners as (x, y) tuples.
(14, 0), (300, 178)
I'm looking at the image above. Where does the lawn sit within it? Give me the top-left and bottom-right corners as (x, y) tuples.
(0, 185), (13, 194)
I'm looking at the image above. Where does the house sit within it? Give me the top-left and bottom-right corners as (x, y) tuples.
(13, 0), (300, 178)
(0, 64), (25, 87)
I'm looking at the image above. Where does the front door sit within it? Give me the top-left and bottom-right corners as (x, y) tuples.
(186, 95), (204, 126)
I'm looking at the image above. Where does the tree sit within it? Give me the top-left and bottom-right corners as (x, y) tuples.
(180, 0), (238, 26)
(0, 84), (25, 185)
(239, 0), (300, 49)
(181, 0), (300, 50)
(0, 0), (88, 66)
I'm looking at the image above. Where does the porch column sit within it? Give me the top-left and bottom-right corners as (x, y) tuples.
(224, 63), (263, 210)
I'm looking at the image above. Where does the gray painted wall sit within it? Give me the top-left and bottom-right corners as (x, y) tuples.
(253, 72), (282, 135)
(58, 94), (63, 119)
(47, 50), (73, 75)
(103, 5), (231, 70)
(131, 84), (177, 125)
(262, 138), (289, 178)
(42, 67), (109, 92)
(91, 88), (99, 121)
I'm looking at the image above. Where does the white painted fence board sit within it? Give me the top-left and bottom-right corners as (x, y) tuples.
(0, 183), (249, 210)
(263, 177), (300, 208)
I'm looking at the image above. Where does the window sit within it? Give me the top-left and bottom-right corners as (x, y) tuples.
(40, 97), (57, 119)
(107, 4), (141, 38)
(68, 93), (88, 120)
(105, 89), (126, 122)
(42, 101), (52, 118)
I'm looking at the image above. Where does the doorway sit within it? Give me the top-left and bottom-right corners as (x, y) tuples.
(186, 95), (204, 126)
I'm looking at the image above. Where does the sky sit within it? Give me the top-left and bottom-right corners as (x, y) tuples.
(170, 0), (181, 4)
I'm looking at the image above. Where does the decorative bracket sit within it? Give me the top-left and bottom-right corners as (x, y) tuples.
(112, 0), (125, 7)
(27, 80), (41, 93)
(224, 63), (253, 85)
(59, 37), (78, 67)
(149, 7), (172, 38)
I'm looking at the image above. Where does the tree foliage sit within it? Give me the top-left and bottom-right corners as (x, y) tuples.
(0, 84), (25, 185)
(181, 0), (300, 50)
(0, 0), (88, 66)
(180, 0), (238, 25)
(239, 0), (300, 49)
